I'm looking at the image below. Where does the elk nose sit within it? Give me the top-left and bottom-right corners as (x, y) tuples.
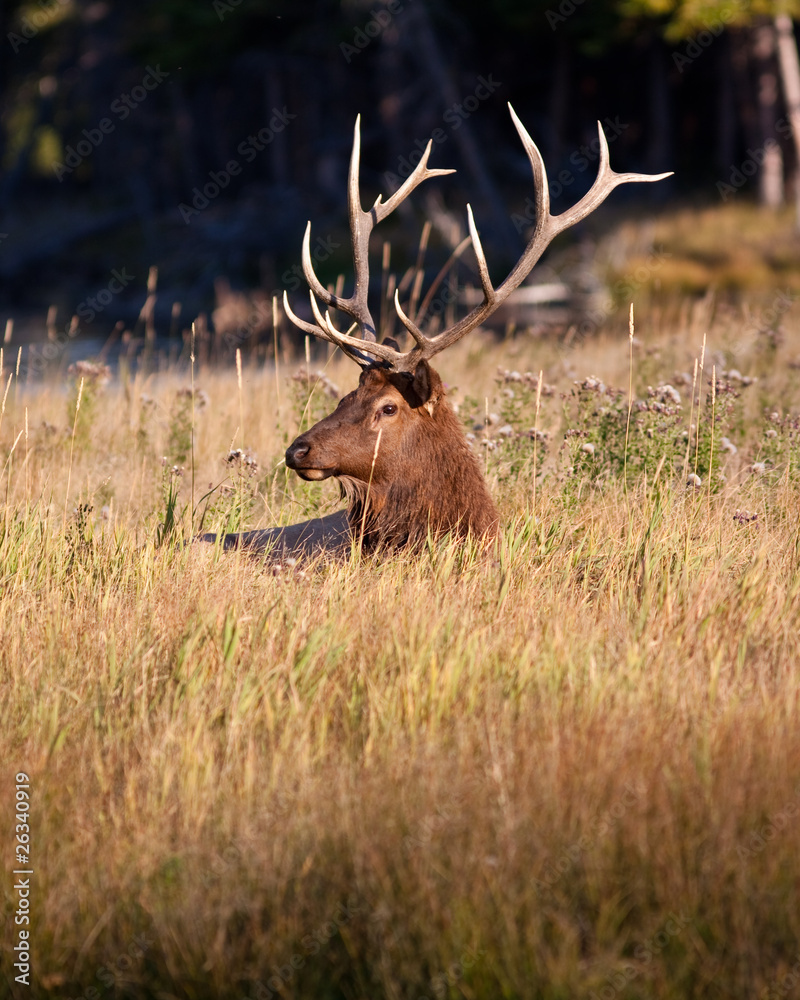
(285, 438), (310, 468)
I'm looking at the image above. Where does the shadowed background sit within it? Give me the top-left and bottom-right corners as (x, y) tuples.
(3, 0), (800, 369)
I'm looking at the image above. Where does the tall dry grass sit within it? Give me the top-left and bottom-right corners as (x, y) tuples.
(1, 296), (800, 1000)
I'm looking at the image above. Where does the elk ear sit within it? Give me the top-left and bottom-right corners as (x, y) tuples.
(390, 361), (442, 414)
(410, 360), (442, 416)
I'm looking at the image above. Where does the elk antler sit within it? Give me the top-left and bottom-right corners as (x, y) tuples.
(283, 104), (672, 373)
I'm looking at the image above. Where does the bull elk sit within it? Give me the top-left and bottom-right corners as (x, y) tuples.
(200, 105), (670, 556)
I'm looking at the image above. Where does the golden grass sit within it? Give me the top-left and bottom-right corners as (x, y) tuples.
(2, 300), (800, 999)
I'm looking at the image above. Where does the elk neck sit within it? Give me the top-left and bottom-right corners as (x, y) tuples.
(340, 370), (499, 551)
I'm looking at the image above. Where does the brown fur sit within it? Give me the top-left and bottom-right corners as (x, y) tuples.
(285, 362), (498, 552)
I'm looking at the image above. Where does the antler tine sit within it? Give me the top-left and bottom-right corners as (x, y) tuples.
(393, 289), (429, 350)
(297, 289), (408, 368)
(387, 105), (672, 371)
(372, 140), (456, 223)
(551, 120), (673, 237)
(282, 290), (371, 367)
(508, 103), (550, 235)
(466, 204), (495, 303)
(288, 115), (457, 355)
(300, 222), (340, 309)
(286, 107), (672, 376)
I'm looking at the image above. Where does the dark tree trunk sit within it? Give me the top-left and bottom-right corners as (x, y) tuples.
(730, 27), (761, 160)
(646, 36), (673, 193)
(547, 37), (570, 166)
(717, 33), (737, 172)
(751, 19), (784, 207)
(403, 2), (512, 252)
(774, 14), (800, 228)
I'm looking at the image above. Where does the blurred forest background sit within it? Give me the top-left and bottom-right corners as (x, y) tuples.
(3, 0), (800, 367)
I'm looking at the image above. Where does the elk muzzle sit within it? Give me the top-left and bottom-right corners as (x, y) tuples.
(285, 433), (336, 481)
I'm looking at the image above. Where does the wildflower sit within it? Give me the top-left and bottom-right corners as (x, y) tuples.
(733, 510), (759, 525)
(654, 384), (681, 406)
(686, 473), (702, 488)
(750, 462), (766, 475)
(720, 437), (738, 455)
(291, 368), (340, 399)
(68, 360), (111, 384)
(525, 373), (555, 395)
(497, 424), (514, 438)
(765, 429), (778, 439)
(576, 375), (606, 394)
(580, 442), (596, 456)
(721, 369), (756, 387)
(226, 449), (259, 473)
(527, 429), (548, 443)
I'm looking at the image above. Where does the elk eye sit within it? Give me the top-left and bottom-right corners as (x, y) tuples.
(381, 403), (398, 416)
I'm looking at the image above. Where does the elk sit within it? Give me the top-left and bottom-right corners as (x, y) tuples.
(199, 105), (670, 556)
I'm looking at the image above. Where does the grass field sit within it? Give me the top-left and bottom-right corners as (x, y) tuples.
(2, 281), (800, 1000)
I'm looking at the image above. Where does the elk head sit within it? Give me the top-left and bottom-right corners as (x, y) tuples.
(282, 106), (671, 549)
(286, 362), (440, 484)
